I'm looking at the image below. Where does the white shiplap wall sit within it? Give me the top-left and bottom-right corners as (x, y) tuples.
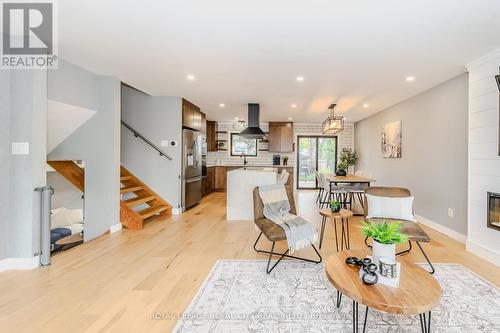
(466, 48), (500, 264)
(206, 122), (354, 167)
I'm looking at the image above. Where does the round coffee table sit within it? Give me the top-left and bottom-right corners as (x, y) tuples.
(325, 249), (441, 333)
(319, 208), (353, 251)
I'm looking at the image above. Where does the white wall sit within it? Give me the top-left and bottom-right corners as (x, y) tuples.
(121, 85), (183, 210)
(48, 60), (121, 242)
(355, 74), (469, 236)
(466, 48), (500, 263)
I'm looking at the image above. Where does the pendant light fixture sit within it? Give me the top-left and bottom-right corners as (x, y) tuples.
(322, 103), (344, 134)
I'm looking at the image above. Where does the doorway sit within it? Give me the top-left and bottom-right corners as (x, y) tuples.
(296, 136), (337, 189)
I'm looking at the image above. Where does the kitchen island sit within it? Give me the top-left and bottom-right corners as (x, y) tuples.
(226, 167), (278, 220)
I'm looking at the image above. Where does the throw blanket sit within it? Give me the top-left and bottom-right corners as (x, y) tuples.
(259, 184), (318, 253)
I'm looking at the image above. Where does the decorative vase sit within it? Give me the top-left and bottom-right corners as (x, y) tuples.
(372, 240), (395, 264)
(335, 169), (347, 176)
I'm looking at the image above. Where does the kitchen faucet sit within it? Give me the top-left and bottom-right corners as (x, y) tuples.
(240, 153), (248, 165)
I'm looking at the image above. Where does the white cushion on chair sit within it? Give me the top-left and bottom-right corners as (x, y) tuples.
(366, 194), (415, 221)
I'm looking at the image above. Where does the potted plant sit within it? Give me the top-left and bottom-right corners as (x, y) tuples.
(336, 148), (357, 176)
(362, 221), (408, 262)
(283, 156), (288, 165)
(330, 200), (341, 213)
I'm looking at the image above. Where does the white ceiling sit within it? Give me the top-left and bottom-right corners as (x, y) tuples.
(57, 0), (500, 123)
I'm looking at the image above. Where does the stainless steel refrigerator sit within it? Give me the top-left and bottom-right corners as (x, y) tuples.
(182, 128), (202, 210)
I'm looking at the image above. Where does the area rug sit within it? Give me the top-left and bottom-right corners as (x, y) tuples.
(173, 260), (500, 332)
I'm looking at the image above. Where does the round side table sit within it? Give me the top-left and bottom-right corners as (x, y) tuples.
(319, 208), (353, 251)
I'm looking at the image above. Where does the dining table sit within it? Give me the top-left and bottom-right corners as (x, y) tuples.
(325, 174), (375, 186)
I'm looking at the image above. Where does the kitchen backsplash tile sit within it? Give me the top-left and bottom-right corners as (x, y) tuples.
(206, 122), (354, 167)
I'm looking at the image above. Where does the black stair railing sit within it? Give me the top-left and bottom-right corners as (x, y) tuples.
(121, 121), (173, 160)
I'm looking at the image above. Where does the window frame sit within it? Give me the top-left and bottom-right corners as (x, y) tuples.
(230, 133), (258, 157)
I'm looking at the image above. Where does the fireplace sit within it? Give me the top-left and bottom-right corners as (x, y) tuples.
(487, 192), (500, 231)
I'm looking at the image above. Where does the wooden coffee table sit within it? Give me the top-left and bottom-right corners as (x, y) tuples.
(319, 208), (353, 251)
(325, 249), (441, 333)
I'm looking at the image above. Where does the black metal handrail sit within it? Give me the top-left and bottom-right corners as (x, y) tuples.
(121, 121), (173, 160)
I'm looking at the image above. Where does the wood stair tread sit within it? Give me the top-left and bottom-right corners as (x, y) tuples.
(138, 205), (169, 219)
(124, 195), (155, 207)
(120, 185), (144, 193)
(120, 176), (133, 181)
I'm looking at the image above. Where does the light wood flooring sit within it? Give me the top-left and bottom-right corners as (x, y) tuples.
(0, 191), (498, 332)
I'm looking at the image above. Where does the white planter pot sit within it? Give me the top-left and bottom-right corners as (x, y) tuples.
(372, 240), (395, 263)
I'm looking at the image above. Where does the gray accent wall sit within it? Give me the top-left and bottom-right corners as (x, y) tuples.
(355, 73), (468, 235)
(1, 69), (48, 259)
(121, 85), (182, 209)
(48, 60), (121, 241)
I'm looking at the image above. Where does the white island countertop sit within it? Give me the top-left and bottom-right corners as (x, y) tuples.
(226, 167), (278, 221)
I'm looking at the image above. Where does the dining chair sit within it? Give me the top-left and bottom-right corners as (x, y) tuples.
(344, 170), (367, 208)
(314, 170), (323, 205)
(319, 173), (349, 209)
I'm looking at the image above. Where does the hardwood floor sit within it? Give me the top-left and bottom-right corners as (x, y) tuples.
(0, 191), (498, 332)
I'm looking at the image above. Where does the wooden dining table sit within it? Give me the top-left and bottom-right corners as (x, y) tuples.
(325, 174), (375, 186)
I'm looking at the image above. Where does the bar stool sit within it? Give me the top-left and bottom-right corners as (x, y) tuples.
(318, 208), (354, 251)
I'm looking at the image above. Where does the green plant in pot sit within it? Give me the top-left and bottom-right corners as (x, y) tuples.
(330, 200), (341, 213)
(336, 148), (357, 176)
(362, 221), (408, 263)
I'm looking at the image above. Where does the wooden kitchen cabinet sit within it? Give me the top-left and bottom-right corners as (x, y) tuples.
(268, 122), (294, 152)
(206, 121), (217, 151)
(206, 167), (215, 194)
(200, 112), (206, 134)
(182, 98), (204, 131)
(214, 166), (227, 191)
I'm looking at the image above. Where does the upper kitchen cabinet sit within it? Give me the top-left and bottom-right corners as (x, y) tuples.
(206, 120), (217, 151)
(182, 98), (204, 131)
(200, 112), (206, 134)
(268, 122), (294, 152)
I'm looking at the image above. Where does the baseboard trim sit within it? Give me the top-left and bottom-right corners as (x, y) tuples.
(466, 239), (500, 267)
(415, 214), (467, 243)
(0, 256), (40, 273)
(109, 223), (122, 233)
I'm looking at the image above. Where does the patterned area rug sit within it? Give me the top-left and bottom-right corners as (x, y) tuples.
(173, 260), (500, 332)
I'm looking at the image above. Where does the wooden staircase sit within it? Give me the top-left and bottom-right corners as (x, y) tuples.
(119, 166), (172, 229)
(47, 161), (172, 230)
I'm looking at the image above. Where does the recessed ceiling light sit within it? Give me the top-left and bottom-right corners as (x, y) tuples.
(187, 74), (195, 80)
(291, 104), (297, 108)
(406, 76), (415, 82)
(363, 103), (369, 108)
(296, 76), (304, 82)
(288, 117), (293, 121)
(219, 103), (225, 107)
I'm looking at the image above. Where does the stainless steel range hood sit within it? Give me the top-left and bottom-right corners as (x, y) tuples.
(239, 103), (267, 139)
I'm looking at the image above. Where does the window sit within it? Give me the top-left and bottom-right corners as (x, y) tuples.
(230, 133), (257, 156)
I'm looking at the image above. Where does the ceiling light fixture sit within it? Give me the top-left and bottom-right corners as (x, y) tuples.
(296, 76), (304, 82)
(288, 117), (293, 121)
(219, 103), (225, 107)
(406, 76), (415, 82)
(187, 74), (195, 80)
(363, 104), (369, 108)
(322, 104), (344, 135)
(291, 104), (297, 108)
